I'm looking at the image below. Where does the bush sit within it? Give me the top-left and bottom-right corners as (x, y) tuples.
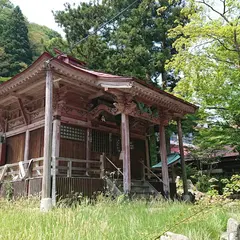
(221, 174), (240, 197)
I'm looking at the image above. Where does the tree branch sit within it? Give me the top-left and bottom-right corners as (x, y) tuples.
(233, 29), (240, 64)
(206, 53), (236, 66)
(206, 34), (239, 52)
(196, 0), (230, 24)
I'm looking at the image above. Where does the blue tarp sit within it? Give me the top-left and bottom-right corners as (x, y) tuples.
(152, 153), (181, 168)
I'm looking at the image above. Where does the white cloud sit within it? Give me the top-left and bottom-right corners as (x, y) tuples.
(10, 0), (89, 35)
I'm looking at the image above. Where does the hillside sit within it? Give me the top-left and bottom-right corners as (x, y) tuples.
(0, 0), (62, 79)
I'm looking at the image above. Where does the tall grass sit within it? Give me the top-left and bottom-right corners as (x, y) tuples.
(0, 197), (239, 240)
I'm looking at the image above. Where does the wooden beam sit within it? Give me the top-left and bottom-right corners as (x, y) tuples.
(24, 130), (30, 161)
(177, 118), (188, 197)
(5, 120), (44, 137)
(159, 123), (170, 197)
(12, 93), (33, 101)
(17, 98), (29, 125)
(41, 66), (53, 211)
(51, 116), (61, 206)
(121, 113), (131, 194)
(88, 91), (104, 100)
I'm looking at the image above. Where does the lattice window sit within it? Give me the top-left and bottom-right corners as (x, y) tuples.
(92, 130), (110, 153)
(60, 125), (85, 142)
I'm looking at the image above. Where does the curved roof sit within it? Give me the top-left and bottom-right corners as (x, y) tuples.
(0, 51), (198, 116)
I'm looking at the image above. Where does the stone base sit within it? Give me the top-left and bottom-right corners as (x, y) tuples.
(40, 198), (52, 212)
(182, 194), (192, 202)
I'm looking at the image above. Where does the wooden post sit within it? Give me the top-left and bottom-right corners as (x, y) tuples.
(24, 129), (30, 161)
(159, 123), (170, 197)
(67, 160), (72, 177)
(142, 159), (146, 181)
(40, 65), (53, 212)
(177, 118), (188, 197)
(100, 153), (106, 179)
(51, 116), (61, 206)
(121, 113), (131, 194)
(145, 134), (150, 179)
(86, 128), (92, 176)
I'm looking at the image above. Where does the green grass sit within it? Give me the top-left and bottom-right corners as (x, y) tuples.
(0, 197), (239, 240)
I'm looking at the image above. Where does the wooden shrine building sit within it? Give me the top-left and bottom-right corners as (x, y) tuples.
(0, 52), (197, 209)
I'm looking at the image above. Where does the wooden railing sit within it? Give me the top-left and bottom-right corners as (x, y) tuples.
(99, 153), (123, 179)
(55, 157), (101, 178)
(139, 160), (164, 184)
(0, 157), (103, 182)
(0, 157), (44, 182)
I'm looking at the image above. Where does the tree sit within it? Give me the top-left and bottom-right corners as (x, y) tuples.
(54, 0), (191, 89)
(28, 23), (62, 60)
(2, 6), (33, 76)
(168, 0), (240, 151)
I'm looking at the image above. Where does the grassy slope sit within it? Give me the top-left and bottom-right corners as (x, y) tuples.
(0, 198), (239, 240)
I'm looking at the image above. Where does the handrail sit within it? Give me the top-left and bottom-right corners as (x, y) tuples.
(105, 156), (123, 176)
(139, 160), (164, 184)
(0, 157), (44, 170)
(0, 157), (44, 181)
(56, 157), (100, 164)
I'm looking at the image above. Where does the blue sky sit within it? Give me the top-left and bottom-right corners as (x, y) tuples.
(10, 0), (89, 35)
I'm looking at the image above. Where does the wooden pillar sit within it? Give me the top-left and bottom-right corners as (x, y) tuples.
(40, 65), (53, 211)
(51, 116), (61, 206)
(177, 118), (188, 196)
(121, 113), (131, 194)
(100, 153), (106, 179)
(24, 129), (30, 161)
(145, 133), (150, 179)
(159, 123), (170, 196)
(86, 128), (92, 176)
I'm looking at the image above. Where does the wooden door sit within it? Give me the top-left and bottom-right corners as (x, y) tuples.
(29, 127), (44, 159)
(6, 133), (25, 164)
(130, 139), (145, 180)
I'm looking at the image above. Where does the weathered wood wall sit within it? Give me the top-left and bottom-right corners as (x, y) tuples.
(0, 178), (42, 198)
(29, 127), (44, 159)
(6, 133), (25, 164)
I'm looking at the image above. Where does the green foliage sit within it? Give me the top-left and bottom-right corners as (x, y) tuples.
(168, 0), (240, 151)
(195, 174), (211, 193)
(149, 126), (158, 166)
(2, 181), (13, 201)
(28, 23), (61, 60)
(221, 174), (240, 197)
(53, 0), (191, 88)
(2, 6), (32, 76)
(0, 1), (62, 78)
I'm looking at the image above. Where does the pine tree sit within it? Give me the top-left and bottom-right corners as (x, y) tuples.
(3, 6), (32, 76)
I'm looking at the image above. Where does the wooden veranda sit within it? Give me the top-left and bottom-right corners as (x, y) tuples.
(0, 51), (197, 209)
